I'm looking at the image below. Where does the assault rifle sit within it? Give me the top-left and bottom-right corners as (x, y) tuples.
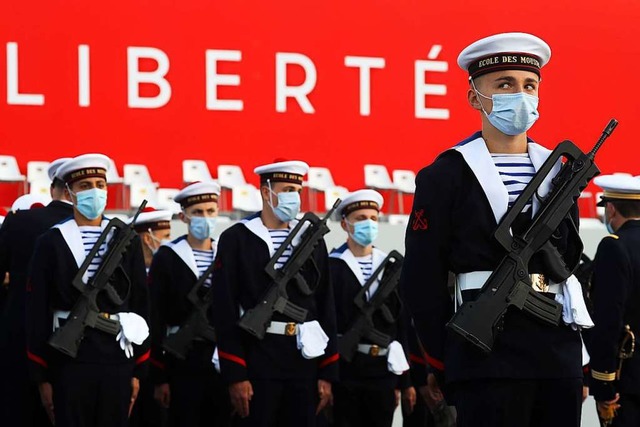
(238, 200), (341, 339)
(49, 201), (148, 358)
(162, 260), (217, 359)
(447, 119), (618, 353)
(338, 250), (404, 362)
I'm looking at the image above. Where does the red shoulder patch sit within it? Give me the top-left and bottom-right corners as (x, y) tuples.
(411, 209), (428, 231)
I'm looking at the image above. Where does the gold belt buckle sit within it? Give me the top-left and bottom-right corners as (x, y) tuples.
(100, 312), (110, 319)
(369, 345), (380, 356)
(530, 274), (549, 293)
(285, 322), (297, 336)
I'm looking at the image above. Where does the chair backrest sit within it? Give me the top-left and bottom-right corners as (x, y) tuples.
(392, 169), (416, 194)
(130, 182), (159, 208)
(218, 165), (247, 189)
(364, 164), (395, 190)
(595, 191), (605, 219)
(183, 160), (213, 184)
(307, 167), (335, 191)
(27, 161), (51, 183)
(232, 184), (262, 213)
(124, 164), (154, 185)
(29, 179), (51, 197)
(156, 188), (182, 214)
(0, 155), (26, 181)
(106, 158), (124, 184)
(324, 186), (349, 212)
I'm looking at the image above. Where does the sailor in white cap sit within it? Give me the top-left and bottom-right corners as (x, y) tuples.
(586, 174), (640, 425)
(0, 157), (76, 427)
(329, 189), (414, 426)
(25, 153), (150, 427)
(128, 207), (172, 271)
(211, 159), (338, 426)
(401, 33), (589, 426)
(148, 180), (231, 426)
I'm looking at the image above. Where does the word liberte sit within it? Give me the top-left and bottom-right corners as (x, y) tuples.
(5, 42), (450, 120)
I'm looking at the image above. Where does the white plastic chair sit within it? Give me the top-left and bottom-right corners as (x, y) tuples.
(183, 160), (213, 184)
(106, 158), (124, 184)
(27, 161), (51, 183)
(156, 188), (181, 214)
(130, 183), (159, 209)
(392, 169), (416, 214)
(364, 164), (397, 213)
(324, 186), (349, 212)
(232, 184), (262, 213)
(123, 164), (158, 186)
(218, 165), (247, 189)
(0, 155), (27, 194)
(307, 167), (336, 212)
(29, 179), (51, 197)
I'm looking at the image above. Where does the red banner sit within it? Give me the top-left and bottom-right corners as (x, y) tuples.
(1, 1), (639, 205)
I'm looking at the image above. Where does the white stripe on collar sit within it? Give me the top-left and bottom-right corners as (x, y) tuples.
(53, 217), (112, 284)
(453, 137), (560, 224)
(166, 236), (216, 278)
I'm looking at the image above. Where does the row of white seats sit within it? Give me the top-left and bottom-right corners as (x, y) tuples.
(0, 155), (416, 213)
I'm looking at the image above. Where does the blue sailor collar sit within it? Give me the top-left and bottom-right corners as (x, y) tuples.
(452, 131), (561, 224)
(53, 216), (114, 284)
(240, 211), (307, 257)
(164, 235), (217, 278)
(330, 243), (388, 298)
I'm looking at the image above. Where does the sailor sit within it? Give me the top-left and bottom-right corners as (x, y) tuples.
(329, 189), (413, 427)
(400, 33), (592, 426)
(129, 206), (172, 427)
(211, 159), (338, 427)
(0, 157), (74, 427)
(26, 153), (150, 427)
(586, 174), (640, 426)
(149, 181), (231, 427)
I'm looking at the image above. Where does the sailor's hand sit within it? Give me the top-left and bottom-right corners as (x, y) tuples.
(316, 379), (332, 415)
(154, 383), (171, 408)
(597, 393), (621, 424)
(38, 382), (55, 425)
(129, 377), (140, 417)
(229, 380), (253, 418)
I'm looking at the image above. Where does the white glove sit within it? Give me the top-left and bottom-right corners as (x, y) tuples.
(116, 331), (134, 358)
(554, 275), (594, 330)
(296, 321), (329, 359)
(387, 341), (409, 375)
(212, 347), (221, 373)
(115, 312), (150, 358)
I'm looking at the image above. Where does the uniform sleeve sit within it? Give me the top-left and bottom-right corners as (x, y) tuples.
(211, 230), (249, 384)
(25, 234), (55, 384)
(127, 235), (151, 379)
(0, 212), (15, 277)
(399, 161), (454, 379)
(586, 236), (630, 401)
(313, 240), (339, 382)
(148, 248), (173, 385)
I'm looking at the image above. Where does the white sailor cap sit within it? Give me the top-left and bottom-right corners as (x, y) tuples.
(129, 207), (173, 232)
(11, 194), (51, 212)
(174, 181), (221, 208)
(457, 32), (551, 79)
(55, 153), (111, 184)
(47, 157), (72, 181)
(254, 159), (309, 185)
(338, 189), (384, 217)
(594, 174), (640, 206)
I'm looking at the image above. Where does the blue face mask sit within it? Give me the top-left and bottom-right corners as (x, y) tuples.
(472, 80), (540, 136)
(188, 216), (217, 240)
(348, 219), (379, 247)
(269, 189), (301, 223)
(71, 188), (107, 220)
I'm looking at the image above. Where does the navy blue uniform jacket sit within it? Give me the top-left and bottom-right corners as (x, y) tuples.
(210, 212), (338, 384)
